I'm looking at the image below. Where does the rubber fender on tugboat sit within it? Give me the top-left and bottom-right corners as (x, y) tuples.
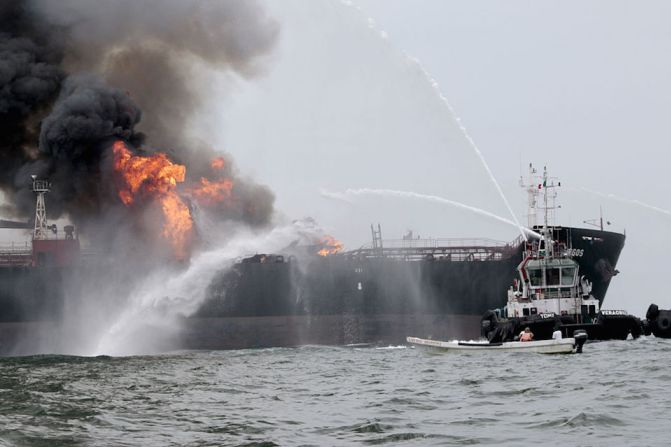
(656, 314), (671, 332)
(629, 317), (643, 339)
(559, 315), (576, 325)
(651, 310), (671, 338)
(646, 303), (660, 321)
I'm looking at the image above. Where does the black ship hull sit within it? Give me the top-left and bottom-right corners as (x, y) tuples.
(544, 226), (626, 304)
(0, 266), (66, 323)
(192, 226), (625, 348)
(0, 226), (625, 354)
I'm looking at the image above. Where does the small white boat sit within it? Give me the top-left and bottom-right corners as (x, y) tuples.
(406, 336), (581, 354)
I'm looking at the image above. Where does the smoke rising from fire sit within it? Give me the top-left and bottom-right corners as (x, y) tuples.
(0, 0), (278, 255)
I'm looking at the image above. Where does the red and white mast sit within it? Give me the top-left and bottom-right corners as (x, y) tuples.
(32, 175), (51, 240)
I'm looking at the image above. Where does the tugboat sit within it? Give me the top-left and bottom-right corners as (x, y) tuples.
(481, 167), (642, 342)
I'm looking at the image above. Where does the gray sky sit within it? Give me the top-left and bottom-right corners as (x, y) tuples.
(207, 0), (671, 313)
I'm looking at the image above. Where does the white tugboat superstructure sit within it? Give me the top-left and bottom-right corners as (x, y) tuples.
(507, 165), (600, 323)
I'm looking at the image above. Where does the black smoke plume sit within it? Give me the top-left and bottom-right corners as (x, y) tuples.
(0, 0), (278, 249)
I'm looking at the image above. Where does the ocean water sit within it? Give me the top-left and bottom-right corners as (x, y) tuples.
(0, 338), (669, 446)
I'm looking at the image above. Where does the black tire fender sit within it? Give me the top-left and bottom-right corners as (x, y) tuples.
(646, 303), (660, 321)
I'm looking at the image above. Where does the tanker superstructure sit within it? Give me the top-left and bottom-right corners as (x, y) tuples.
(0, 178), (81, 354)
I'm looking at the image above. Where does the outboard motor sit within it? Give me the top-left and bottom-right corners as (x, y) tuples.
(480, 310), (499, 339)
(573, 329), (588, 353)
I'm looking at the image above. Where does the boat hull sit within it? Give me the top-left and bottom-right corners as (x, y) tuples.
(180, 314), (482, 350)
(0, 266), (66, 322)
(201, 227), (624, 319)
(0, 314), (482, 355)
(407, 336), (578, 354)
(546, 227), (626, 304)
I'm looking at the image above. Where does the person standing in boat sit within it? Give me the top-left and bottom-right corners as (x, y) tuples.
(519, 327), (534, 342)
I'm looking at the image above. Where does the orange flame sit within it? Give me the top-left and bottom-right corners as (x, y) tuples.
(317, 235), (343, 256)
(159, 193), (192, 258)
(112, 141), (193, 259)
(211, 157), (226, 170)
(188, 177), (234, 207)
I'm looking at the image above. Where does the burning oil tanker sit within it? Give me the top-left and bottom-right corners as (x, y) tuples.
(0, 1), (627, 354)
(0, 176), (627, 353)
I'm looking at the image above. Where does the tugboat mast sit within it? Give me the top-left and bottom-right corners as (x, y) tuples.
(542, 166), (553, 258)
(539, 166), (561, 285)
(520, 163), (560, 231)
(521, 163), (538, 228)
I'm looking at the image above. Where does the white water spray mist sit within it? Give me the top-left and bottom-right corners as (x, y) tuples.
(321, 187), (541, 239)
(91, 220), (326, 356)
(579, 187), (671, 218)
(339, 0), (528, 241)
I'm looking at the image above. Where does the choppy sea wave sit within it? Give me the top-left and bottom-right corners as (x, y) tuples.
(0, 338), (669, 446)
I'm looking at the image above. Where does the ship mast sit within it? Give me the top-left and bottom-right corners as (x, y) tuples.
(542, 166), (552, 257)
(32, 175), (51, 240)
(520, 163), (561, 231)
(520, 163), (538, 228)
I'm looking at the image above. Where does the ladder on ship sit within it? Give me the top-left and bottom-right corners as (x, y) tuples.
(371, 224), (383, 256)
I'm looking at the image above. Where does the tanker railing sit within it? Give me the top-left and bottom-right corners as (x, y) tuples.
(0, 242), (32, 266)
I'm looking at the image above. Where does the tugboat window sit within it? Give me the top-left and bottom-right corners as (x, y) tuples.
(529, 268), (543, 286)
(561, 267), (576, 285)
(546, 268), (560, 286)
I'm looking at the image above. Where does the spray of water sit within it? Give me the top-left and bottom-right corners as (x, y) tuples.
(339, 1), (528, 241)
(580, 187), (671, 218)
(409, 62), (528, 241)
(321, 187), (541, 239)
(92, 220), (323, 355)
